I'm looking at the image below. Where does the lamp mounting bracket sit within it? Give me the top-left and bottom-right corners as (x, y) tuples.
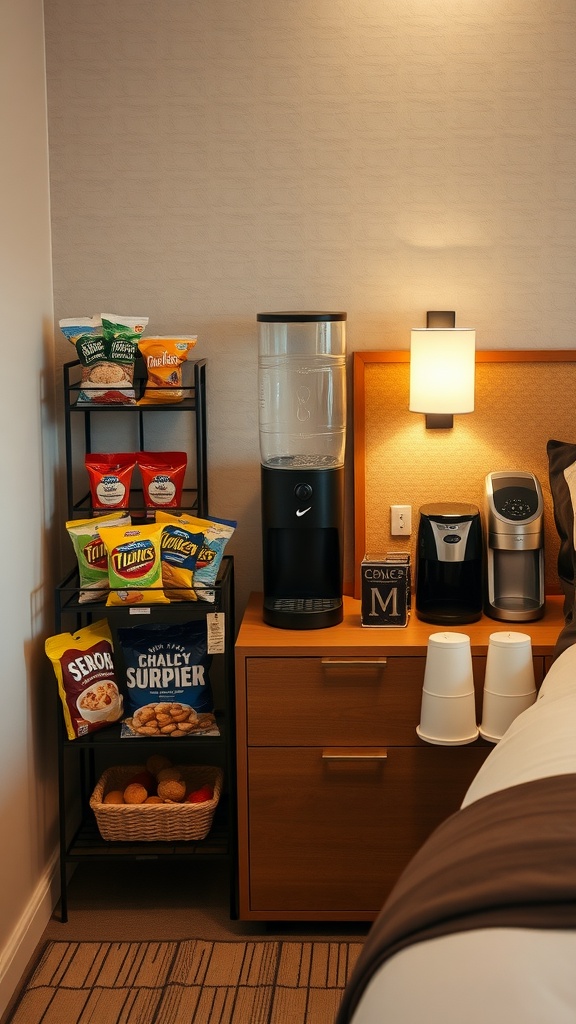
(426, 310), (456, 329)
(425, 413), (454, 429)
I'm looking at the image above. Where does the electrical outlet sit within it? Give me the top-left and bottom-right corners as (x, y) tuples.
(391, 504), (412, 536)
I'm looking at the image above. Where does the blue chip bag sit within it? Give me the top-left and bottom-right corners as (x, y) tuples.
(117, 620), (219, 737)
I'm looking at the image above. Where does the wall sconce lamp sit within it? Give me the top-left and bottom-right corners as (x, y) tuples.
(409, 311), (476, 429)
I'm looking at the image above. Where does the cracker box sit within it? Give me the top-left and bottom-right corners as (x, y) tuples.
(361, 552), (411, 627)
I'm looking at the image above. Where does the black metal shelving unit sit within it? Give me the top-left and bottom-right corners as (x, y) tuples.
(55, 361), (238, 922)
(63, 357), (208, 519)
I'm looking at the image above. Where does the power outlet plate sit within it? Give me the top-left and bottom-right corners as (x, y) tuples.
(391, 504), (412, 536)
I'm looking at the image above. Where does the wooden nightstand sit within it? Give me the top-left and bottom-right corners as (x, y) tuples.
(234, 592), (564, 921)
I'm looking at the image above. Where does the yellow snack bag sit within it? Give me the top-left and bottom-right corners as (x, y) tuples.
(45, 619), (122, 739)
(155, 511), (204, 601)
(156, 512), (236, 603)
(137, 336), (197, 404)
(99, 522), (169, 605)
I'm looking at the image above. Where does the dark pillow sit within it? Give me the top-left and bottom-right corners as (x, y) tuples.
(547, 439), (576, 657)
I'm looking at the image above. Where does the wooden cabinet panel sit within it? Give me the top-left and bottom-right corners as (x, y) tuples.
(235, 593), (563, 921)
(247, 656), (487, 746)
(247, 744), (488, 916)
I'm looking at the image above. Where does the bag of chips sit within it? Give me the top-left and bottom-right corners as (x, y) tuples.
(117, 620), (219, 738)
(62, 315), (148, 404)
(137, 451), (187, 511)
(156, 511), (204, 601)
(66, 511), (131, 603)
(156, 512), (236, 603)
(99, 521), (169, 605)
(45, 619), (122, 739)
(137, 336), (197, 404)
(85, 453), (137, 511)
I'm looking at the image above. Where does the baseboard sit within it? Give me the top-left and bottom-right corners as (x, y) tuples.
(0, 847), (60, 1021)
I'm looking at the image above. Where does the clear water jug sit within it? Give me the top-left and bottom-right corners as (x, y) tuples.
(258, 311), (347, 469)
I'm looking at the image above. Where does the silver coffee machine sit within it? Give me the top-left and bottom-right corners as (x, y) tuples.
(484, 471), (545, 622)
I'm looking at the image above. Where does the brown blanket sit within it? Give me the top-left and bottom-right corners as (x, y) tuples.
(336, 773), (576, 1024)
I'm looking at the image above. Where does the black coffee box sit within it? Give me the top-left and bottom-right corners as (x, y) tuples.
(361, 552), (411, 627)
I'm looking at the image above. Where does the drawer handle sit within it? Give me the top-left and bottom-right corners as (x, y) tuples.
(321, 658), (387, 669)
(321, 748), (388, 761)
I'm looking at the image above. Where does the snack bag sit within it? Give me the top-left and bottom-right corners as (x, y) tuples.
(99, 522), (169, 605)
(194, 518), (236, 602)
(66, 511), (131, 603)
(85, 453), (137, 511)
(156, 511), (204, 601)
(59, 316), (101, 343)
(63, 315), (148, 404)
(117, 620), (219, 738)
(137, 336), (197, 404)
(156, 512), (236, 603)
(46, 619), (122, 739)
(137, 451), (187, 511)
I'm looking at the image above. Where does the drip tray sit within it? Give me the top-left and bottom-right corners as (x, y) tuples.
(263, 597), (343, 630)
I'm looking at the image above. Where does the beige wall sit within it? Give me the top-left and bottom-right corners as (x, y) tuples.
(44, 0), (576, 616)
(0, 0), (57, 1015)
(1, 0), (575, 1011)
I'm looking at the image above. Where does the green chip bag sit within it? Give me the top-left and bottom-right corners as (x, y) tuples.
(99, 521), (169, 605)
(66, 512), (131, 603)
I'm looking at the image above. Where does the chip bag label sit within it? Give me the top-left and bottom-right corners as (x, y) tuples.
(100, 522), (168, 605)
(156, 512), (236, 603)
(137, 451), (187, 511)
(117, 620), (219, 738)
(62, 315), (148, 404)
(157, 512), (204, 600)
(45, 619), (122, 739)
(67, 511), (131, 603)
(137, 336), (197, 404)
(85, 453), (137, 510)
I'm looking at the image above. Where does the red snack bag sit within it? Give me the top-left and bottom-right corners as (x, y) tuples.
(85, 453), (137, 511)
(137, 451), (187, 510)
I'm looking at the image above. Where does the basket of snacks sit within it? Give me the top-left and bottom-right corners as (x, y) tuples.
(89, 756), (223, 842)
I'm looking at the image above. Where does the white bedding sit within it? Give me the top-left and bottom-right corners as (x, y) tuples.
(351, 645), (576, 1024)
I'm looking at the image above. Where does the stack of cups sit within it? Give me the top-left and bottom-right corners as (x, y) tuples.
(417, 632), (479, 746)
(479, 631), (536, 743)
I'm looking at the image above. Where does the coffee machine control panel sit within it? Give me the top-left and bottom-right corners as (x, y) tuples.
(429, 519), (472, 562)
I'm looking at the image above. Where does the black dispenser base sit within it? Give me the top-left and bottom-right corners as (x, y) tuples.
(261, 463), (344, 630)
(263, 596), (343, 630)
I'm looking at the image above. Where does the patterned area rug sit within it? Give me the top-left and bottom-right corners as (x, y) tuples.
(9, 939), (363, 1023)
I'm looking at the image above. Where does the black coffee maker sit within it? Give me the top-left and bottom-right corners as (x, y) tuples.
(416, 502), (483, 624)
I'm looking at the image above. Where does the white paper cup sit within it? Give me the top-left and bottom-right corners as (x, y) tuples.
(422, 632), (475, 697)
(417, 632), (478, 745)
(481, 631), (536, 697)
(479, 632), (536, 742)
(479, 690), (536, 743)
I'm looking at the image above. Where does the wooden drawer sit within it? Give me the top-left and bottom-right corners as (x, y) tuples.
(246, 656), (487, 746)
(246, 744), (489, 916)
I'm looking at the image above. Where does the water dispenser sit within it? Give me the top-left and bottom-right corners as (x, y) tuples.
(484, 470), (545, 622)
(258, 311), (346, 629)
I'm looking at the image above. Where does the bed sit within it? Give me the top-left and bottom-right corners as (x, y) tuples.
(336, 438), (576, 1024)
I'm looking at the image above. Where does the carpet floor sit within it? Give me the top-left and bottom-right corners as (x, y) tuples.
(3, 861), (370, 1024)
(8, 938), (363, 1024)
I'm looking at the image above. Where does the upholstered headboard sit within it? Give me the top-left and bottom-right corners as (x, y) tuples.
(353, 350), (576, 600)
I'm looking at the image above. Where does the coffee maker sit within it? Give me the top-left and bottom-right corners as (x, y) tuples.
(416, 502), (483, 624)
(484, 471), (545, 621)
(258, 311), (346, 629)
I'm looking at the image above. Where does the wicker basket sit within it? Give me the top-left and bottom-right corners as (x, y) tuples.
(89, 764), (223, 842)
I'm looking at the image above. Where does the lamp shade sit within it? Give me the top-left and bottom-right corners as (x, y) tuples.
(409, 328), (475, 414)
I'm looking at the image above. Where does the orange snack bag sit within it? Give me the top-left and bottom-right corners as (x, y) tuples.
(137, 336), (197, 404)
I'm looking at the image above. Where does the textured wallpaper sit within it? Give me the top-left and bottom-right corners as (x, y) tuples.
(44, 0), (576, 612)
(359, 357), (576, 597)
